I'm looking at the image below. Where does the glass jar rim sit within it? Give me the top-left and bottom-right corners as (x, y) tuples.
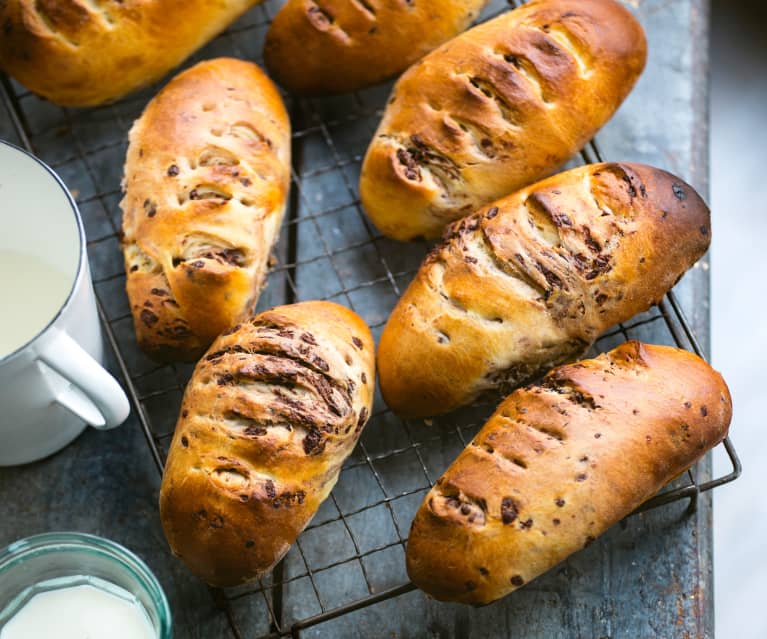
(0, 532), (171, 638)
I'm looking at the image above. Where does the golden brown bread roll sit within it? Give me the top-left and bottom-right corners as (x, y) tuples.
(120, 58), (290, 362)
(378, 163), (710, 418)
(359, 0), (647, 240)
(264, 0), (489, 95)
(159, 301), (375, 587)
(0, 0), (260, 106)
(406, 341), (732, 605)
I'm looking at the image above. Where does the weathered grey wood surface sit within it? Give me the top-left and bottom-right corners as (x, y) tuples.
(0, 0), (715, 637)
(0, 103), (18, 145)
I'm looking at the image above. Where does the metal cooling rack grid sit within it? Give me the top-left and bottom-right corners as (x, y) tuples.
(0, 0), (741, 636)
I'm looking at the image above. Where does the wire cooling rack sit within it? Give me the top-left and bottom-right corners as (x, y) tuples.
(0, 0), (741, 636)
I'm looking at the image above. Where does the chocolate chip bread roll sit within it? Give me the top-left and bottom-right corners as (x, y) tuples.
(378, 163), (710, 418)
(359, 0), (647, 240)
(121, 58), (290, 361)
(0, 0), (260, 106)
(264, 0), (489, 95)
(159, 301), (375, 587)
(406, 341), (732, 605)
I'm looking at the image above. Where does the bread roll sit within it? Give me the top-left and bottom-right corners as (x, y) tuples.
(0, 0), (259, 106)
(159, 301), (375, 587)
(378, 163), (710, 418)
(120, 58), (290, 362)
(264, 0), (489, 95)
(359, 0), (647, 241)
(406, 341), (732, 605)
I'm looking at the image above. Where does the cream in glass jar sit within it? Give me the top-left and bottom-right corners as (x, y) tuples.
(1, 579), (156, 639)
(0, 533), (171, 639)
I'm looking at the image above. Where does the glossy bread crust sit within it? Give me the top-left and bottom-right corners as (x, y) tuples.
(121, 58), (290, 362)
(159, 301), (375, 587)
(264, 0), (489, 95)
(406, 342), (732, 605)
(378, 163), (711, 418)
(359, 0), (647, 240)
(0, 0), (259, 106)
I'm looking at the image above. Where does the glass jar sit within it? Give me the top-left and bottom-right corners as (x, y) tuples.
(0, 532), (171, 638)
